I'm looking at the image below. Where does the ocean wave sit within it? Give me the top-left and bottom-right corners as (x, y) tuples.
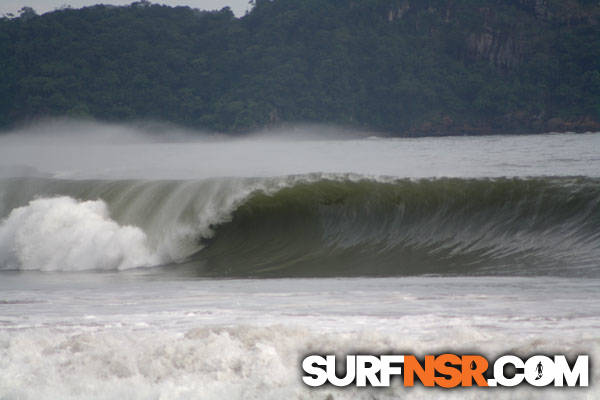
(1, 175), (599, 276)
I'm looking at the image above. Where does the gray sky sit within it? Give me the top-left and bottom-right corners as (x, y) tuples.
(1, 0), (252, 17)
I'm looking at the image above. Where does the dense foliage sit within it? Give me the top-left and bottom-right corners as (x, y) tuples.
(1, 0), (599, 134)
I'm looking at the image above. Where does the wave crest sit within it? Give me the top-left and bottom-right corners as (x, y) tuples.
(197, 177), (600, 276)
(1, 176), (599, 276)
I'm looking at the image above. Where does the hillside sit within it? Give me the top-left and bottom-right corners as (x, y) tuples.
(0, 0), (599, 135)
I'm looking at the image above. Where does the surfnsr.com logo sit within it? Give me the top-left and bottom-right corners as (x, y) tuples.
(302, 354), (589, 388)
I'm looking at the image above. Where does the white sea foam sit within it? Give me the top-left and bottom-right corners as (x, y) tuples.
(0, 196), (159, 271)
(0, 312), (597, 400)
(0, 272), (598, 399)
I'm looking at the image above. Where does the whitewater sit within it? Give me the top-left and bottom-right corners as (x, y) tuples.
(0, 120), (599, 399)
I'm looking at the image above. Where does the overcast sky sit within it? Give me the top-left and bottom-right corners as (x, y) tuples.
(1, 0), (252, 17)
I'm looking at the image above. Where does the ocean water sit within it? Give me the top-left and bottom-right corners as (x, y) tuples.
(0, 122), (599, 399)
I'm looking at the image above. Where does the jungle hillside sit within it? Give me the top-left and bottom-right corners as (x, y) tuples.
(1, 0), (599, 135)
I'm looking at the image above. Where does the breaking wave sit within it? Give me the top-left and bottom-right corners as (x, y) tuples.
(0, 197), (158, 271)
(0, 175), (599, 276)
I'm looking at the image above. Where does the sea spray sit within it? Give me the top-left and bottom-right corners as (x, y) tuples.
(0, 196), (158, 271)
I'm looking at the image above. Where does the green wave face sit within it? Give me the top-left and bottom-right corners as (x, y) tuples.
(1, 176), (599, 277)
(196, 177), (600, 277)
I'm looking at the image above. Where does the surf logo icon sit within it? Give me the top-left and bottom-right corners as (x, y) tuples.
(302, 354), (589, 388)
(535, 361), (543, 380)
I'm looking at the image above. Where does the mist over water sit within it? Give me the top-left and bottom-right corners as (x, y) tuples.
(1, 119), (599, 180)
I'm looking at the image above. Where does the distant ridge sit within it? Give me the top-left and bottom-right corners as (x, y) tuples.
(0, 0), (598, 135)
